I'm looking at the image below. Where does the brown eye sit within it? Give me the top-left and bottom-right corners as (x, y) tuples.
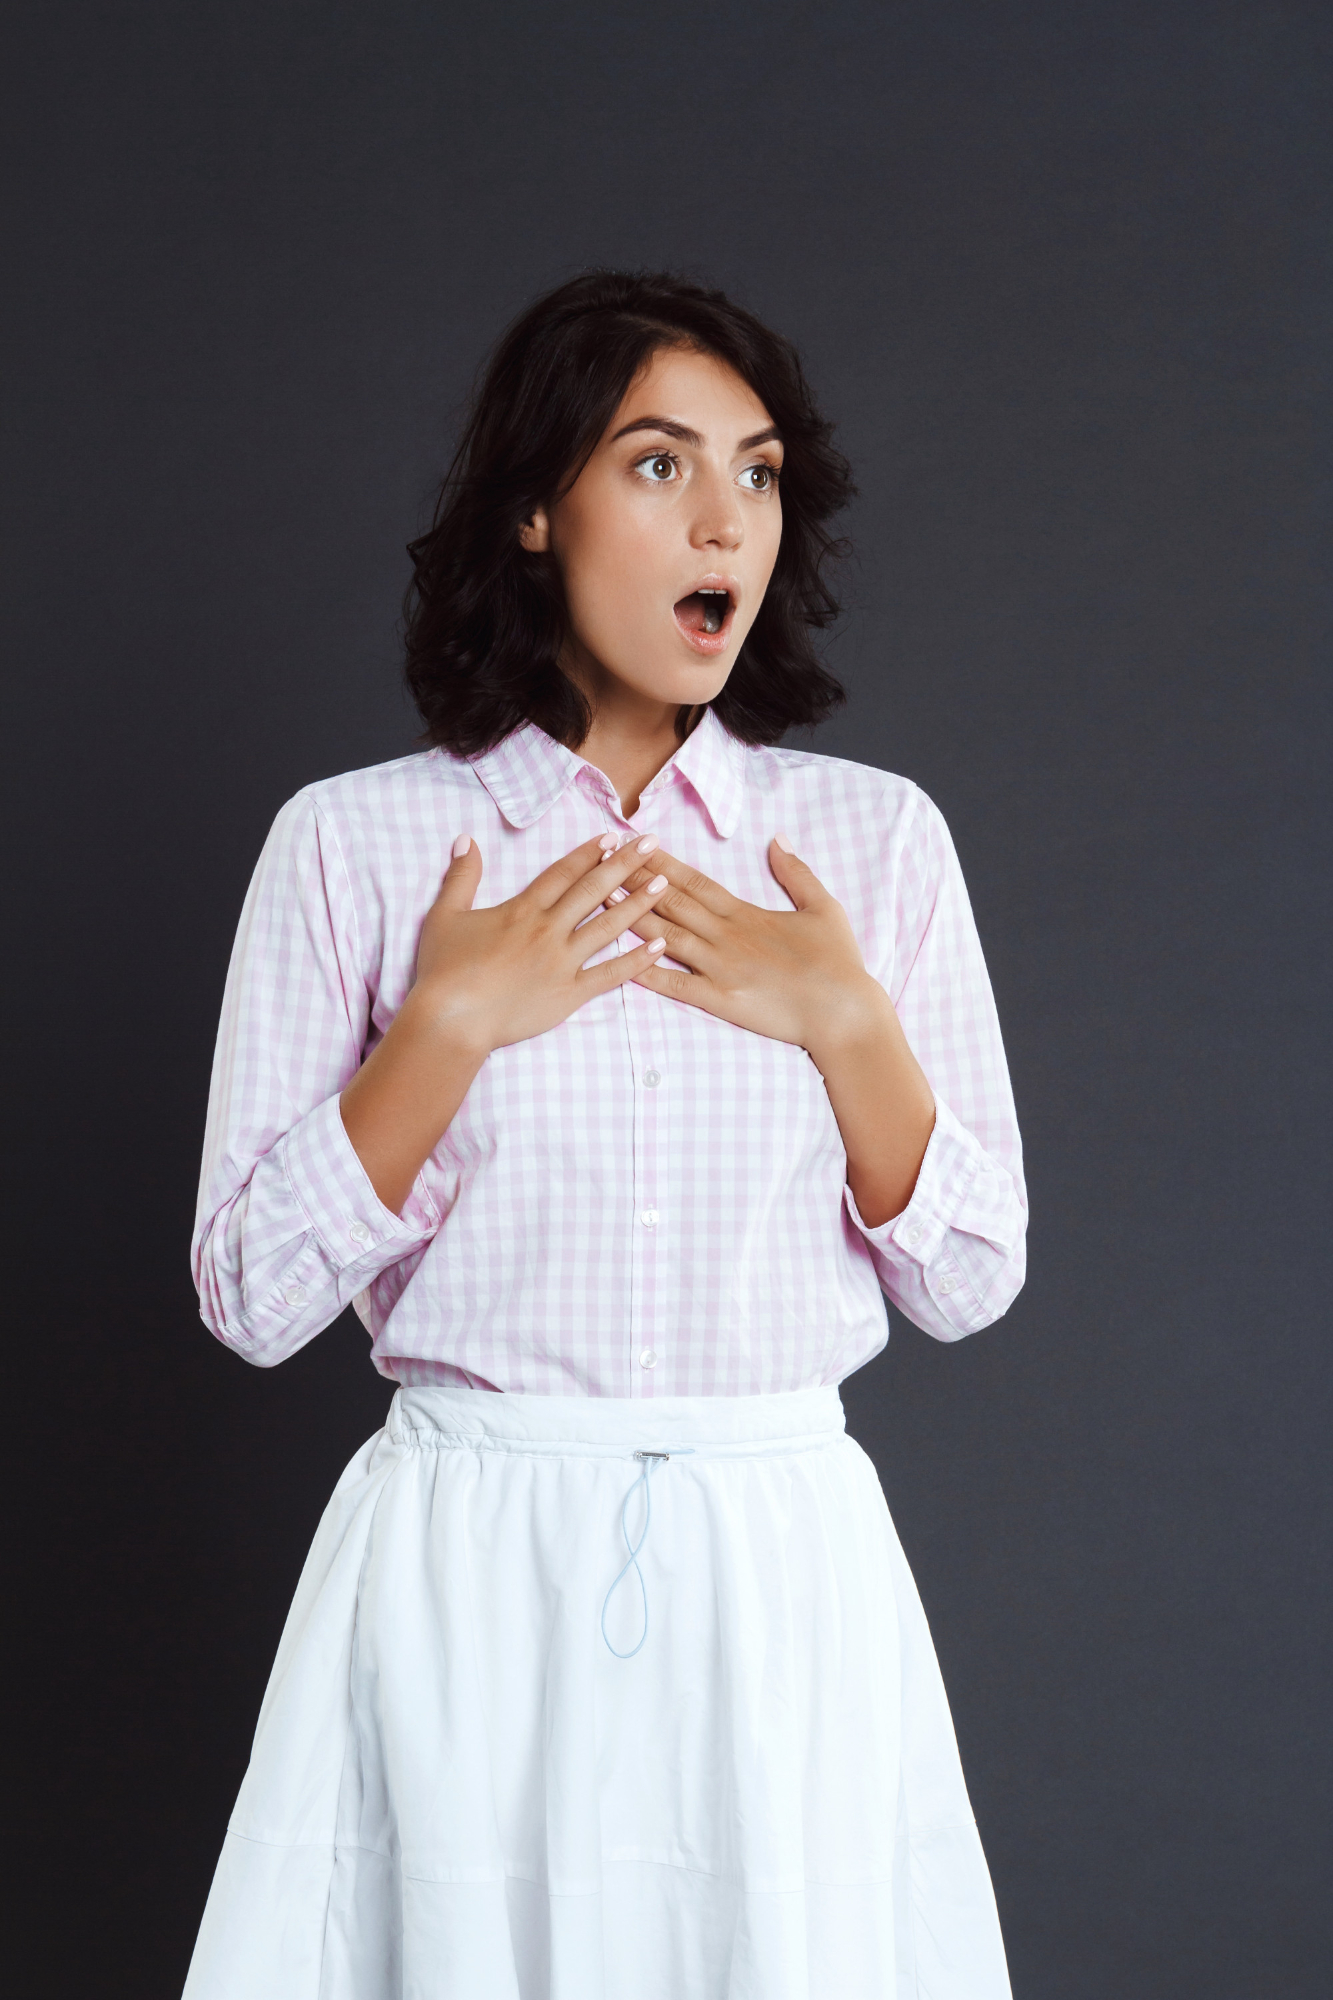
(650, 455), (674, 480)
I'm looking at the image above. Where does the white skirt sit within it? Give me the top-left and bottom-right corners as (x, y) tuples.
(183, 1385), (1010, 1999)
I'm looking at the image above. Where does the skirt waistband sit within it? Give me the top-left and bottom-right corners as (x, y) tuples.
(387, 1384), (846, 1458)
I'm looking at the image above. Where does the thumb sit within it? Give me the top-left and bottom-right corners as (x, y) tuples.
(769, 833), (825, 910)
(436, 833), (483, 909)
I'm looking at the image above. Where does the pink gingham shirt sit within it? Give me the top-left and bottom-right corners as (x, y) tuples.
(194, 708), (1026, 1396)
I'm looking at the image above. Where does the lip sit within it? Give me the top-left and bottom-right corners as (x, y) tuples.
(672, 572), (742, 657)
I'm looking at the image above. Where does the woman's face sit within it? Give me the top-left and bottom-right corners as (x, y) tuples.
(521, 345), (784, 712)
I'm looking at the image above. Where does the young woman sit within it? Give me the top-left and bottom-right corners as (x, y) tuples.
(184, 271), (1026, 2000)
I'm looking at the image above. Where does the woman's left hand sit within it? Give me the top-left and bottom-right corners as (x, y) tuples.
(613, 835), (938, 1226)
(614, 837), (886, 1067)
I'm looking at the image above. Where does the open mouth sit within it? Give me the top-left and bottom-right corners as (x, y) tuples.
(673, 587), (734, 644)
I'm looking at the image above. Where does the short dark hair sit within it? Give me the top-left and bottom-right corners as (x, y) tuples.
(404, 270), (855, 756)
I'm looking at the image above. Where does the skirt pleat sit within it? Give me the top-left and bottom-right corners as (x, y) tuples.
(183, 1385), (1010, 1999)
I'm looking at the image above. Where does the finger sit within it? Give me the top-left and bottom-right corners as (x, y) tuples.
(630, 961), (721, 1011)
(434, 833), (484, 910)
(525, 832), (625, 910)
(575, 933), (668, 998)
(617, 847), (735, 919)
(611, 867), (723, 942)
(554, 834), (664, 928)
(571, 872), (677, 958)
(768, 834), (830, 912)
(615, 909), (713, 973)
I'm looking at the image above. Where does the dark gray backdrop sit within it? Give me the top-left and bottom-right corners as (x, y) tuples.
(6, 2), (1329, 1994)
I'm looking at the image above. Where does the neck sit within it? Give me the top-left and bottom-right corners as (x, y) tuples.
(562, 657), (701, 817)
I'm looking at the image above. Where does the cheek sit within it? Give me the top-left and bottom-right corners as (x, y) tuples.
(758, 504), (783, 584)
(559, 505), (668, 635)
(737, 510), (783, 630)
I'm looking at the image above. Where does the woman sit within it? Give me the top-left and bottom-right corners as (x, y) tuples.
(185, 270), (1026, 2000)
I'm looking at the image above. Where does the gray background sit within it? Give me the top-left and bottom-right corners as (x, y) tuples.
(5, 2), (1329, 1993)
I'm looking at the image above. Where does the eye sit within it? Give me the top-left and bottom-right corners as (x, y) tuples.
(738, 462), (780, 493)
(633, 450), (680, 484)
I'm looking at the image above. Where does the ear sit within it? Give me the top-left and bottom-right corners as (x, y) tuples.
(519, 504), (551, 553)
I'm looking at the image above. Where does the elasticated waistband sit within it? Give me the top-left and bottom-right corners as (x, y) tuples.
(387, 1383), (845, 1459)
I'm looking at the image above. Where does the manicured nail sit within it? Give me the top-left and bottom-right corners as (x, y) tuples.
(598, 831), (619, 854)
(646, 874), (668, 894)
(607, 886), (628, 904)
(635, 835), (658, 854)
(452, 834), (471, 858)
(773, 833), (796, 854)
(646, 937), (666, 954)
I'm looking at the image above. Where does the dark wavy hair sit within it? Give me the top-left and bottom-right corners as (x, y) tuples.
(404, 270), (855, 755)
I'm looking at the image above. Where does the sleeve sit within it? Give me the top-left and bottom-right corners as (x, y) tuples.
(191, 790), (440, 1366)
(843, 786), (1028, 1341)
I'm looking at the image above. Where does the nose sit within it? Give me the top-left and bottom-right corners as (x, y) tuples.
(689, 467), (743, 553)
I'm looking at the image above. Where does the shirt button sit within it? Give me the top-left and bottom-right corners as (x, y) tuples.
(284, 1284), (309, 1306)
(938, 1275), (958, 1295)
(643, 1069), (662, 1088)
(349, 1221), (372, 1244)
(639, 1348), (658, 1369)
(907, 1225), (922, 1246)
(640, 1208), (659, 1229)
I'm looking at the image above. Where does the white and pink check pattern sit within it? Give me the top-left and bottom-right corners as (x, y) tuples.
(194, 708), (1027, 1396)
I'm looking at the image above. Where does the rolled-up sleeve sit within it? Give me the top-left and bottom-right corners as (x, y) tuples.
(192, 791), (438, 1366)
(844, 787), (1027, 1341)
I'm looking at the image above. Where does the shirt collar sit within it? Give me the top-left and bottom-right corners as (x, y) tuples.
(465, 704), (748, 839)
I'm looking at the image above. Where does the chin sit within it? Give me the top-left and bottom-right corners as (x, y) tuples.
(656, 672), (732, 711)
(579, 629), (736, 711)
(633, 652), (734, 710)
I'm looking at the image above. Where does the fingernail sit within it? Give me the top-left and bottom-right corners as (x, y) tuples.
(607, 886), (628, 904)
(635, 835), (658, 854)
(774, 833), (796, 854)
(598, 831), (619, 854)
(646, 937), (666, 954)
(646, 874), (668, 894)
(452, 834), (471, 858)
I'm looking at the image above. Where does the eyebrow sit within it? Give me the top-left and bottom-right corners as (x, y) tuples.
(608, 416), (783, 453)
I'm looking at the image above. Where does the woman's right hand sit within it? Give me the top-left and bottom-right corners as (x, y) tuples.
(340, 832), (668, 1214)
(412, 830), (669, 1054)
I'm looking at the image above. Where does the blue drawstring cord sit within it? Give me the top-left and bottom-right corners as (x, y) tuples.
(600, 1449), (695, 1659)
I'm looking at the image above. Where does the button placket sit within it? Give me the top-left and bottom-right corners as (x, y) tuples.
(624, 991), (669, 1394)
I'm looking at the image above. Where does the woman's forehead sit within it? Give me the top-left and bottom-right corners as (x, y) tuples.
(608, 346), (775, 441)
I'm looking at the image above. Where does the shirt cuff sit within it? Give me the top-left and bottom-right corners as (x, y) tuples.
(279, 1093), (439, 1272)
(843, 1095), (989, 1266)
